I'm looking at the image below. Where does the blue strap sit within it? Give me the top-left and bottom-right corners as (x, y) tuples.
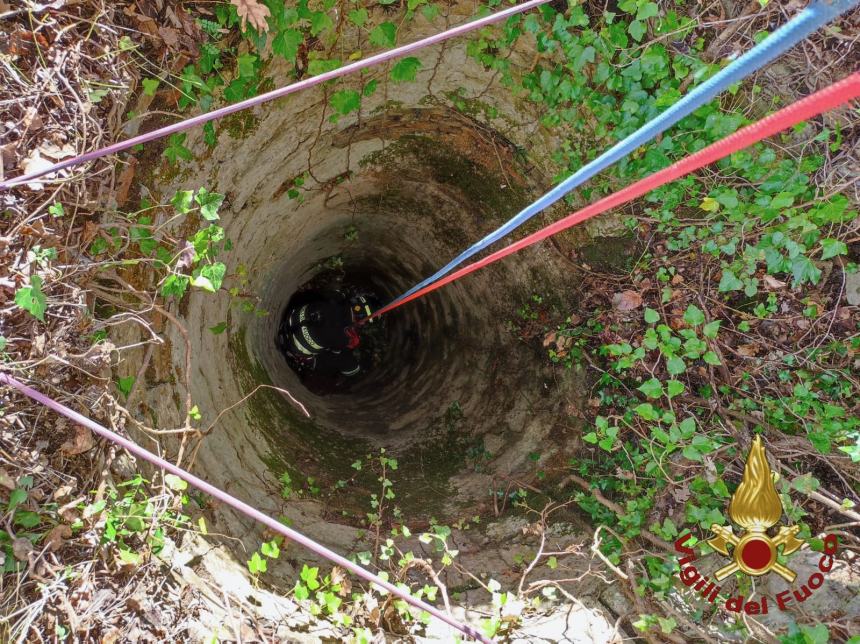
(391, 0), (858, 305)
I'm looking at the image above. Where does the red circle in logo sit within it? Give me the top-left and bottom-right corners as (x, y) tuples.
(740, 538), (772, 570)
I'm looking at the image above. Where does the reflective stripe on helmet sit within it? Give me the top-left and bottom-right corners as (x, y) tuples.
(301, 326), (323, 351)
(290, 323), (324, 355)
(291, 335), (315, 355)
(341, 364), (360, 376)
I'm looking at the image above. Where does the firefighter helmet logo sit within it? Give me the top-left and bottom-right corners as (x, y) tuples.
(707, 436), (805, 582)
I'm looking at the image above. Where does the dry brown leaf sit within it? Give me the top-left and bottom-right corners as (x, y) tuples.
(101, 629), (121, 644)
(23, 107), (43, 130)
(115, 159), (137, 207)
(61, 426), (95, 455)
(671, 486), (691, 503)
(331, 566), (352, 596)
(46, 524), (72, 551)
(20, 151), (54, 190)
(0, 469), (15, 490)
(136, 16), (160, 38)
(230, 0), (271, 32)
(12, 538), (34, 561)
(158, 26), (179, 48)
(82, 220), (100, 245)
(0, 141), (17, 173)
(176, 241), (195, 270)
(736, 343), (759, 357)
(612, 290), (642, 311)
(763, 275), (787, 289)
(39, 142), (76, 160)
(54, 484), (75, 500)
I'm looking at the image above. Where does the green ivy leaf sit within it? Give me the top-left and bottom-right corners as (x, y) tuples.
(679, 417), (696, 437)
(791, 474), (820, 494)
(171, 190), (194, 214)
(195, 188), (224, 221)
(118, 548), (142, 565)
(682, 445), (703, 462)
(142, 78), (160, 96)
(634, 403), (659, 420)
(702, 351), (721, 365)
(683, 304), (705, 327)
(666, 355), (686, 375)
(164, 133), (193, 165)
(300, 564), (320, 590)
(390, 57), (421, 82)
(236, 53), (257, 79)
(348, 8), (368, 26)
(164, 473), (188, 490)
(573, 46), (596, 71)
(790, 254), (821, 286)
(161, 274), (190, 299)
(308, 58), (341, 75)
(310, 11), (333, 36)
(369, 22), (397, 47)
(702, 320), (721, 339)
(699, 197), (719, 212)
(48, 202), (64, 217)
(248, 552), (267, 574)
(191, 262), (226, 293)
(7, 488), (27, 513)
(644, 307), (660, 324)
(261, 540), (281, 558)
(14, 275), (47, 321)
(272, 29), (303, 62)
(329, 89), (361, 115)
(666, 380), (685, 398)
(363, 79), (378, 97)
(422, 3), (439, 20)
(638, 378), (663, 399)
(209, 322), (228, 335)
(769, 192), (794, 209)
(116, 376), (135, 397)
(808, 431), (831, 454)
(203, 122), (217, 147)
(718, 268), (743, 292)
(294, 582), (309, 600)
(636, 1), (659, 20)
(628, 19), (645, 42)
(820, 238), (847, 260)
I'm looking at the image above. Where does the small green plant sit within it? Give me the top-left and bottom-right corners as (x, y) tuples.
(14, 276), (47, 322)
(81, 473), (192, 565)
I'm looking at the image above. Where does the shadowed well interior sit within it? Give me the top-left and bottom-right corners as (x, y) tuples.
(138, 39), (585, 553)
(241, 124), (558, 473)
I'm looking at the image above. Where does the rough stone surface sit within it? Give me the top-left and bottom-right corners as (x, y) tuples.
(845, 269), (860, 305)
(113, 2), (629, 637)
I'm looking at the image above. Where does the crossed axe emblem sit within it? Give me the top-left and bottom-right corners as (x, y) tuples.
(708, 523), (805, 582)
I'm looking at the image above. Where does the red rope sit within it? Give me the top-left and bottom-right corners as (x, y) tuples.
(370, 72), (860, 320)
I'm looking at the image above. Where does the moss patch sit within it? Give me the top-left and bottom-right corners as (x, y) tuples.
(227, 328), (377, 517)
(361, 134), (530, 223)
(579, 234), (639, 274)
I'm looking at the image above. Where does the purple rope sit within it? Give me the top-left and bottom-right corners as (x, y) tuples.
(0, 0), (549, 191)
(0, 373), (492, 643)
